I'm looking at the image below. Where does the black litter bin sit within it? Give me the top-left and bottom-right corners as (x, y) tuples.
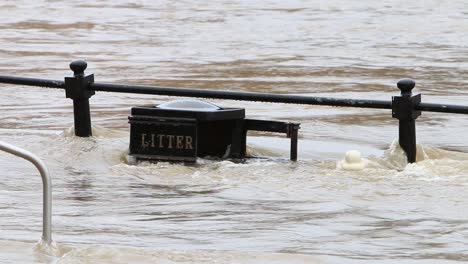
(129, 99), (246, 162)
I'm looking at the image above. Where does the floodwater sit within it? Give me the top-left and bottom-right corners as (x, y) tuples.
(1, 0), (468, 263)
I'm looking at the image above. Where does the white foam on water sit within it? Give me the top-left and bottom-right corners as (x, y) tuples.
(61, 125), (128, 139)
(3, 128), (468, 264)
(55, 246), (323, 264)
(51, 127), (468, 184)
(369, 139), (468, 181)
(0, 240), (323, 264)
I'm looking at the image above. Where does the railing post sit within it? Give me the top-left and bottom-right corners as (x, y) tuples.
(392, 79), (421, 163)
(287, 123), (300, 161)
(64, 60), (95, 137)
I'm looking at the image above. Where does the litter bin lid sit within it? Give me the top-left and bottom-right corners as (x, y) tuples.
(157, 99), (221, 112)
(131, 99), (245, 121)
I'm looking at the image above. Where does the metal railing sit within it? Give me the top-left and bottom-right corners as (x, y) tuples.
(2, 60), (468, 163)
(0, 141), (52, 245)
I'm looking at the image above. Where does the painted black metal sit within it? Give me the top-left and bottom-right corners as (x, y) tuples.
(245, 119), (290, 133)
(230, 119), (246, 159)
(417, 103), (468, 114)
(392, 79), (421, 163)
(129, 105), (246, 161)
(129, 117), (198, 162)
(91, 82), (392, 109)
(197, 119), (246, 159)
(131, 106), (245, 121)
(64, 61), (95, 137)
(290, 126), (299, 162)
(3, 73), (468, 115)
(2, 60), (468, 163)
(0, 75), (65, 89)
(245, 119), (300, 161)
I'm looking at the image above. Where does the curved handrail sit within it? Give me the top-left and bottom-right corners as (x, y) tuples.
(0, 141), (52, 244)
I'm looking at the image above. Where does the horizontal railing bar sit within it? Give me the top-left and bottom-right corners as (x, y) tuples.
(417, 103), (468, 114)
(0, 75), (65, 89)
(91, 82), (393, 109)
(2, 75), (468, 114)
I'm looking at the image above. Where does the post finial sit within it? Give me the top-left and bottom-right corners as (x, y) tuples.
(397, 78), (416, 95)
(69, 60), (87, 77)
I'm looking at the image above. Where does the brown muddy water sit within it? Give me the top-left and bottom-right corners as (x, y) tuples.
(1, 1), (468, 263)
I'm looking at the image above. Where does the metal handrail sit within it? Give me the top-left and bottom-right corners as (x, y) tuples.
(3, 74), (468, 114)
(0, 141), (52, 244)
(2, 61), (468, 163)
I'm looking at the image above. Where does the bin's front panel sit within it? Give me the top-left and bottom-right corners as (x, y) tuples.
(129, 118), (197, 161)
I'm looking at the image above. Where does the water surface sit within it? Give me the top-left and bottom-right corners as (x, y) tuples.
(1, 1), (468, 263)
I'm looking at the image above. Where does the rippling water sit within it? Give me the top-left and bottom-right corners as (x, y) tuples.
(1, 1), (468, 263)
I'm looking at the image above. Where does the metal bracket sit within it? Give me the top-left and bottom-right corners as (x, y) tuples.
(245, 119), (300, 161)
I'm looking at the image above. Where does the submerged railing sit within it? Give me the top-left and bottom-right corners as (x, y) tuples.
(2, 60), (468, 163)
(0, 141), (52, 245)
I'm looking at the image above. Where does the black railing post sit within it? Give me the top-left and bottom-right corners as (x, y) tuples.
(287, 123), (300, 161)
(392, 79), (421, 163)
(64, 60), (95, 137)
